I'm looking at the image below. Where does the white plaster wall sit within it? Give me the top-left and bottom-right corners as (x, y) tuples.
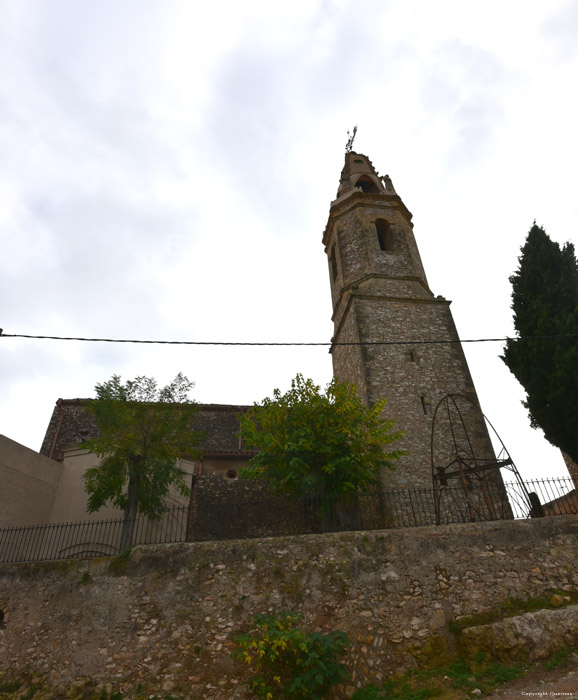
(48, 449), (196, 523)
(0, 434), (64, 527)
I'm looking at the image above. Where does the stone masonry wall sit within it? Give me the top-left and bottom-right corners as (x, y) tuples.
(332, 293), (497, 492)
(1, 516), (578, 699)
(325, 174), (497, 498)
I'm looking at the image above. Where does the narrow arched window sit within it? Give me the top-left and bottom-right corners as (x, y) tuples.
(420, 396), (430, 415)
(330, 246), (338, 281)
(376, 219), (393, 251)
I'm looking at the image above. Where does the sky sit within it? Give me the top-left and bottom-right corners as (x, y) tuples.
(1, 0), (576, 481)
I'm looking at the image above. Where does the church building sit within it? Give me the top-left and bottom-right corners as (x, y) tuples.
(1, 149), (514, 536)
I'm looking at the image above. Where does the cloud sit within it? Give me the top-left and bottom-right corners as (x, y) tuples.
(419, 41), (507, 168)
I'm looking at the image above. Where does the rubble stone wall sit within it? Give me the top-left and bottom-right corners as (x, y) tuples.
(1, 516), (578, 699)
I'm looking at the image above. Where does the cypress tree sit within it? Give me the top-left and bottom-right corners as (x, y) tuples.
(502, 224), (578, 463)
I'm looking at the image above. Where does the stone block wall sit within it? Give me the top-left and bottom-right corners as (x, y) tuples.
(188, 474), (388, 542)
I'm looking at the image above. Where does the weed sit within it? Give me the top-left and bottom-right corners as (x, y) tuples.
(473, 651), (486, 664)
(350, 685), (383, 700)
(382, 678), (439, 699)
(543, 648), (572, 671)
(108, 548), (133, 574)
(80, 571), (92, 585)
(354, 656), (526, 700)
(484, 663), (522, 683)
(0, 680), (22, 693)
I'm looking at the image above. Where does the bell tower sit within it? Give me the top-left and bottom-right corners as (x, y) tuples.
(323, 151), (497, 491)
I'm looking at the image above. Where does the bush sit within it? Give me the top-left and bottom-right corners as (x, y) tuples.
(233, 611), (349, 699)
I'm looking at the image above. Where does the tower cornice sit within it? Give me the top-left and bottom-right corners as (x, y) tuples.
(323, 192), (413, 247)
(330, 273), (436, 322)
(330, 291), (452, 351)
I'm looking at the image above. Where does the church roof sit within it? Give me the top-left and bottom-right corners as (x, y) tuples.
(39, 399), (253, 460)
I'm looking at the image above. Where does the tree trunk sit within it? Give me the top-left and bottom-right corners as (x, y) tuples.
(314, 483), (338, 532)
(120, 472), (139, 552)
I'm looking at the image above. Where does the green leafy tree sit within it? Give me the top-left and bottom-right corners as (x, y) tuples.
(502, 224), (578, 463)
(240, 374), (404, 505)
(82, 373), (204, 551)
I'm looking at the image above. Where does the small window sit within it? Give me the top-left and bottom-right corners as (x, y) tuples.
(330, 246), (338, 281)
(420, 396), (430, 415)
(409, 350), (417, 363)
(376, 219), (393, 251)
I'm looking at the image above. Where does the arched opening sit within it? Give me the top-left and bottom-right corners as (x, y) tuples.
(375, 219), (393, 251)
(329, 246), (338, 281)
(354, 175), (380, 193)
(225, 469), (238, 480)
(420, 396), (431, 416)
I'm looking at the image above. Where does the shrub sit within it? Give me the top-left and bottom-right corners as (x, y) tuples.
(233, 611), (349, 699)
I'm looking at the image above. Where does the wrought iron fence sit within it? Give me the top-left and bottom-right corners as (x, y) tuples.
(1, 477), (576, 564)
(0, 508), (189, 565)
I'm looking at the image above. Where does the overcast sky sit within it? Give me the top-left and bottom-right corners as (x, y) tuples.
(1, 0), (576, 481)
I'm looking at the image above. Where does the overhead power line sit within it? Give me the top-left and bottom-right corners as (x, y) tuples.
(0, 330), (576, 347)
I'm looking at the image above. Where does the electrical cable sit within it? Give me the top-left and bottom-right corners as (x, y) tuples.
(0, 330), (576, 347)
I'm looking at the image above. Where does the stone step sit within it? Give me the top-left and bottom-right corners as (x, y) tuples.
(460, 604), (578, 664)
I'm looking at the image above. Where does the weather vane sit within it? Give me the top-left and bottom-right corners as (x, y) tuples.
(345, 125), (357, 153)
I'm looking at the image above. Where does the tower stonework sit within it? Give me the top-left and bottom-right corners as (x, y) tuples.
(323, 151), (497, 491)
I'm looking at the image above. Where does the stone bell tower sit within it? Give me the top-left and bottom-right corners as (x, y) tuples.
(323, 151), (498, 492)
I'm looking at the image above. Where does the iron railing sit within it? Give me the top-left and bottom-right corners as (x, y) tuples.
(1, 477), (576, 564)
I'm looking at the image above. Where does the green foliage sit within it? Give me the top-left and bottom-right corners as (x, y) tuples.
(502, 224), (578, 462)
(480, 663), (523, 685)
(543, 647), (572, 671)
(83, 373), (203, 513)
(0, 679), (22, 693)
(232, 611), (349, 700)
(380, 678), (439, 700)
(82, 373), (204, 551)
(354, 656), (524, 700)
(443, 659), (522, 692)
(442, 659), (483, 691)
(240, 374), (404, 500)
